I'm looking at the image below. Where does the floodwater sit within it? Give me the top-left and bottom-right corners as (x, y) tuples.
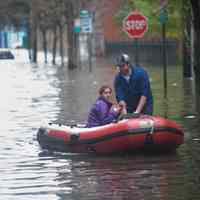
(1, 50), (200, 200)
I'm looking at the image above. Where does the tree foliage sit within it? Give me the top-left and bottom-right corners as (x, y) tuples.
(0, 0), (94, 67)
(0, 0), (30, 30)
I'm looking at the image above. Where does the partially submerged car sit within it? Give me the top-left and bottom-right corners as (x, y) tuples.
(0, 50), (14, 59)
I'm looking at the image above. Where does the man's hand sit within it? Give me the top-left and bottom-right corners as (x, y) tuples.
(119, 101), (127, 115)
(135, 96), (147, 114)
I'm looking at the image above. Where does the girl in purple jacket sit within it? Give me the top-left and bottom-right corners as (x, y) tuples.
(87, 85), (122, 128)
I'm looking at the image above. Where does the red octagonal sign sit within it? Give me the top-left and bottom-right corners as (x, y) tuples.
(123, 11), (148, 39)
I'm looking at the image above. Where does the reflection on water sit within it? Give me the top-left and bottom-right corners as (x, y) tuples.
(54, 154), (185, 200)
(0, 53), (200, 200)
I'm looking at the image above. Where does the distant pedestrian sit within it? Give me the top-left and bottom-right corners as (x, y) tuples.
(114, 53), (153, 115)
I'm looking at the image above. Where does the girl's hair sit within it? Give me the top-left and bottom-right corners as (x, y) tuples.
(98, 85), (112, 95)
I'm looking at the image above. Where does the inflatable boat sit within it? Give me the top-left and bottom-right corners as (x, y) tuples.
(37, 115), (184, 155)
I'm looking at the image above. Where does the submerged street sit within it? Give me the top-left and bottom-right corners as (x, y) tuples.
(0, 50), (200, 200)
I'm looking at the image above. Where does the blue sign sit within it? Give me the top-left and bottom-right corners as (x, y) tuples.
(159, 9), (168, 24)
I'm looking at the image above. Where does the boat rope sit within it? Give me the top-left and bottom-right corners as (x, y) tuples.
(142, 116), (155, 145)
(149, 119), (155, 134)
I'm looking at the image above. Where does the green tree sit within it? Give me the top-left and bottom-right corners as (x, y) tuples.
(0, 0), (94, 69)
(115, 0), (183, 39)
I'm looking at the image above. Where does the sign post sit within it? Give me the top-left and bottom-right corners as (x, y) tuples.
(123, 11), (148, 65)
(159, 0), (168, 99)
(73, 18), (81, 68)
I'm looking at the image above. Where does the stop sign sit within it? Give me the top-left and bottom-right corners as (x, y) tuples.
(123, 11), (148, 38)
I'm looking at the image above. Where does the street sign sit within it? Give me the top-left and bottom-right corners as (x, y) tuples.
(74, 18), (81, 33)
(123, 11), (148, 38)
(80, 10), (92, 33)
(160, 0), (168, 10)
(159, 9), (168, 24)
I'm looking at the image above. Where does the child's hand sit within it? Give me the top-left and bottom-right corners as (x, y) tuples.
(112, 104), (123, 113)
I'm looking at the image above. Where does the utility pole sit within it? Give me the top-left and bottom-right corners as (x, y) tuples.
(159, 0), (168, 99)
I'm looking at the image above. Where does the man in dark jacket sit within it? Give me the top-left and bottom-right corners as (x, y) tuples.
(114, 54), (153, 115)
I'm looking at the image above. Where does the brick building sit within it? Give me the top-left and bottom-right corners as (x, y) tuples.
(85, 0), (125, 55)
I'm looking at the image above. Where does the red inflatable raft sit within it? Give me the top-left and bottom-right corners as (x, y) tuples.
(37, 115), (184, 154)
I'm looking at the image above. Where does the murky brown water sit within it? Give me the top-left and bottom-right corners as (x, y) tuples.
(1, 51), (200, 200)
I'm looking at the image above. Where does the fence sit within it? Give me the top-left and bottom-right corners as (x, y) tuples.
(105, 40), (178, 66)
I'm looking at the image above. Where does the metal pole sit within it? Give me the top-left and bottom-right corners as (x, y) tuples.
(135, 38), (139, 65)
(77, 32), (81, 70)
(162, 23), (167, 99)
(88, 33), (92, 72)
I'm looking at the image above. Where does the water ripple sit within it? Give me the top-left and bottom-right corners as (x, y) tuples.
(1, 54), (200, 200)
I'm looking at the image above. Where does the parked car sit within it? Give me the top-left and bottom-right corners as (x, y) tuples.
(0, 50), (15, 59)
